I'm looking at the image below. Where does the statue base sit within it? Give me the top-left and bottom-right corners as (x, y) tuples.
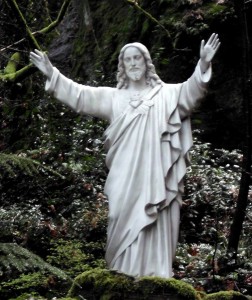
(67, 268), (200, 300)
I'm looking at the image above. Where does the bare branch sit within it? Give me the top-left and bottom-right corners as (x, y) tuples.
(38, 0), (72, 35)
(1, 0), (72, 82)
(1, 0), (72, 53)
(7, 0), (41, 50)
(0, 38), (27, 53)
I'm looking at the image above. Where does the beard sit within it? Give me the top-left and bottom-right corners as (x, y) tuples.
(126, 68), (146, 82)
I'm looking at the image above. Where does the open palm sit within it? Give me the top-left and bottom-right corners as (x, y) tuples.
(200, 33), (220, 64)
(30, 49), (53, 80)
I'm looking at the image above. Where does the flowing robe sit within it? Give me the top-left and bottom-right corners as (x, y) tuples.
(45, 62), (211, 278)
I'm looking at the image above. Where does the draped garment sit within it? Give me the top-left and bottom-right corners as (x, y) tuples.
(45, 62), (211, 278)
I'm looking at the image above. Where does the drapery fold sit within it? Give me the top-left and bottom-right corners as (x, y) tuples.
(44, 61), (211, 278)
(104, 83), (193, 276)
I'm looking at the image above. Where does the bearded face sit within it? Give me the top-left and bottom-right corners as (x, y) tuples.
(123, 47), (146, 82)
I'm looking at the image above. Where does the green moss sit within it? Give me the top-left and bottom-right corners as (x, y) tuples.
(67, 268), (202, 299)
(0, 63), (33, 82)
(205, 291), (248, 300)
(137, 277), (202, 299)
(57, 298), (78, 300)
(9, 295), (77, 300)
(8, 292), (46, 300)
(67, 268), (134, 299)
(4, 52), (21, 74)
(67, 268), (248, 299)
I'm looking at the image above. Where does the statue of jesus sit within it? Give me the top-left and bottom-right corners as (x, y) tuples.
(30, 33), (220, 278)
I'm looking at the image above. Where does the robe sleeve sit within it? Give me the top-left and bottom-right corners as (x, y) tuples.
(45, 67), (114, 121)
(178, 61), (212, 119)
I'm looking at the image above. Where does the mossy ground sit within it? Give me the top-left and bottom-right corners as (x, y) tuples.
(66, 268), (249, 300)
(67, 268), (200, 299)
(205, 290), (248, 300)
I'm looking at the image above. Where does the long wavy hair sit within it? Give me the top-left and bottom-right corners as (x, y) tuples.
(116, 42), (162, 89)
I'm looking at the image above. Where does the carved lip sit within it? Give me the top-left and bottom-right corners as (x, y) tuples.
(129, 68), (140, 71)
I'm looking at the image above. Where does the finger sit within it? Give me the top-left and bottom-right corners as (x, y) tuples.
(211, 34), (219, 47)
(29, 54), (42, 66)
(29, 56), (38, 65)
(214, 42), (221, 53)
(34, 49), (44, 58)
(30, 52), (41, 59)
(206, 33), (216, 46)
(200, 39), (205, 52)
(213, 38), (220, 50)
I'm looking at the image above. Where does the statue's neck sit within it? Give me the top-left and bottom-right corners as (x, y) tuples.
(127, 80), (148, 93)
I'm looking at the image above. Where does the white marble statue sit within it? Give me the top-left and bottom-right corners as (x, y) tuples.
(30, 33), (220, 278)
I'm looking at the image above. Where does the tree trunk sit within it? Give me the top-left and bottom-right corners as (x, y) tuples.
(227, 0), (252, 255)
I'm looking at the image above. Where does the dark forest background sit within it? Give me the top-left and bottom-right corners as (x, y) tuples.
(0, 0), (252, 299)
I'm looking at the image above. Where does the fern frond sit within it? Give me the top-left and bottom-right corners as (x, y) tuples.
(0, 243), (68, 279)
(0, 153), (64, 178)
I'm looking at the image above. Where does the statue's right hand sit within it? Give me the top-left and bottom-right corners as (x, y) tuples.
(30, 49), (53, 80)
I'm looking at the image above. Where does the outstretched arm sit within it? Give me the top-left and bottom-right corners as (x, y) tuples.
(178, 33), (220, 118)
(29, 49), (113, 121)
(30, 50), (53, 80)
(199, 33), (220, 73)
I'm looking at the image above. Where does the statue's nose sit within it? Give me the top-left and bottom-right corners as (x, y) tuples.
(131, 59), (136, 66)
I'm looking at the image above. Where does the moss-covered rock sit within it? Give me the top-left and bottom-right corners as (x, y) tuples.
(205, 291), (248, 300)
(67, 268), (202, 299)
(136, 276), (202, 299)
(67, 268), (249, 300)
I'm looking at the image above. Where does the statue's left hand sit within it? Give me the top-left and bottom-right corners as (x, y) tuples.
(30, 49), (53, 80)
(200, 33), (220, 73)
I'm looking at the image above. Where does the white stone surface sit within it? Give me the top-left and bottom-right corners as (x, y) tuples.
(30, 34), (220, 278)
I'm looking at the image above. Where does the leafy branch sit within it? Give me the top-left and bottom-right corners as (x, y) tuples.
(0, 153), (65, 179)
(0, 243), (68, 279)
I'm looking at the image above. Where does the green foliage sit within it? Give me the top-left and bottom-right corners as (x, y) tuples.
(181, 134), (243, 245)
(1, 126), (251, 298)
(0, 243), (67, 279)
(174, 242), (252, 294)
(8, 292), (46, 300)
(0, 243), (70, 299)
(46, 239), (106, 277)
(2, 272), (47, 291)
(0, 152), (63, 178)
(0, 0), (251, 299)
(0, 153), (38, 177)
(175, 134), (252, 295)
(203, 3), (230, 18)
